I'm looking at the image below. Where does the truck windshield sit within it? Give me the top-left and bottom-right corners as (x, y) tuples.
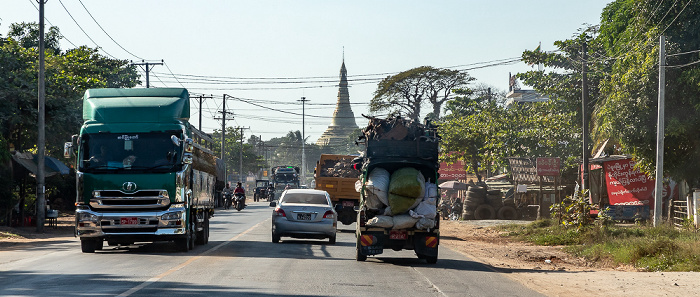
(275, 173), (296, 183)
(79, 131), (182, 173)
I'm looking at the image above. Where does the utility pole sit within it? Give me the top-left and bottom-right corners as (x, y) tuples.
(36, 0), (47, 232)
(581, 42), (590, 194)
(195, 95), (213, 130)
(216, 95), (233, 184)
(237, 127), (250, 183)
(131, 60), (163, 88)
(654, 35), (666, 227)
(298, 97), (309, 184)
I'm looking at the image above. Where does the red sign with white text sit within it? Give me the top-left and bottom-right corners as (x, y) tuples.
(536, 157), (560, 176)
(439, 160), (466, 180)
(604, 159), (655, 209)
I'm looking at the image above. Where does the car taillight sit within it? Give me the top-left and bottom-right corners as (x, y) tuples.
(274, 208), (286, 217)
(323, 210), (335, 219)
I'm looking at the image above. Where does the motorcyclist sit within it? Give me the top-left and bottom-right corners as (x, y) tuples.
(234, 182), (246, 207)
(222, 183), (233, 208)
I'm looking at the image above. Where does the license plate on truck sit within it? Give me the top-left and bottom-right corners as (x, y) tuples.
(120, 217), (138, 225)
(342, 201), (354, 207)
(389, 230), (407, 240)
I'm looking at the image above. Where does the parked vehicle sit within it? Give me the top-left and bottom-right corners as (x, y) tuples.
(314, 154), (361, 225)
(65, 88), (218, 253)
(355, 116), (441, 264)
(270, 189), (337, 244)
(234, 192), (246, 211)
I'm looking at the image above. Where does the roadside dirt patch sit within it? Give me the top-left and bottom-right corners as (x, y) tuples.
(440, 220), (700, 297)
(0, 215), (75, 250)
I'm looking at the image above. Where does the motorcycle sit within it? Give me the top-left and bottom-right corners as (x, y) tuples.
(223, 193), (233, 210)
(234, 193), (246, 211)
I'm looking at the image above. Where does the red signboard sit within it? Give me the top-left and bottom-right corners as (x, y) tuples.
(604, 159), (655, 209)
(439, 160), (466, 180)
(536, 157), (560, 176)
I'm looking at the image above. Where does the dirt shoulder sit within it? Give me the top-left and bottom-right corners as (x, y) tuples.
(0, 214), (76, 250)
(440, 220), (700, 297)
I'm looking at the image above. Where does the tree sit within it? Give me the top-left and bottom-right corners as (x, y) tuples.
(371, 66), (474, 122)
(593, 0), (700, 185)
(211, 127), (261, 181)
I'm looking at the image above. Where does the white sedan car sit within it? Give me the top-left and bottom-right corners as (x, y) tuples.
(271, 189), (337, 244)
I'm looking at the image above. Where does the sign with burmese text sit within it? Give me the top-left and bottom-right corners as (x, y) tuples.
(536, 157), (560, 176)
(439, 160), (467, 180)
(604, 159), (654, 208)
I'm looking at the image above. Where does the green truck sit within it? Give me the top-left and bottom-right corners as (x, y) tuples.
(65, 88), (219, 253)
(355, 116), (441, 263)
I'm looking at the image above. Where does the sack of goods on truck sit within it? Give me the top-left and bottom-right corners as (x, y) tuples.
(362, 167), (390, 209)
(361, 166), (438, 230)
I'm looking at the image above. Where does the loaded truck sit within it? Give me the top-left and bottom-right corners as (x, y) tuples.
(65, 88), (219, 253)
(270, 166), (300, 198)
(314, 154), (361, 225)
(355, 116), (441, 264)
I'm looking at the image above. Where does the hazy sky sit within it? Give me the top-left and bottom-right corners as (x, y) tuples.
(2, 0), (611, 142)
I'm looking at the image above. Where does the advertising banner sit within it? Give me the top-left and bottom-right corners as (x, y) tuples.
(439, 160), (466, 180)
(604, 159), (655, 208)
(536, 157), (560, 176)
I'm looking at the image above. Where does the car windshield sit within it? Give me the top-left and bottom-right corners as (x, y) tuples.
(281, 193), (329, 205)
(79, 131), (182, 173)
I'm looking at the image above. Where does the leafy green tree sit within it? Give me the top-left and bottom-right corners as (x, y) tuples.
(371, 66), (474, 122)
(594, 0), (700, 185)
(211, 126), (261, 181)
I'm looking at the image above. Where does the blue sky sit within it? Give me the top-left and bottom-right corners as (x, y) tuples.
(1, 0), (611, 142)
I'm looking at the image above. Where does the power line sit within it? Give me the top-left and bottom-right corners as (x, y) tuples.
(26, 0), (78, 48)
(57, 0), (117, 59)
(76, 0), (143, 60)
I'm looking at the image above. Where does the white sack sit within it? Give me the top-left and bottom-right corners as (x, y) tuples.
(425, 182), (438, 198)
(415, 217), (435, 230)
(366, 215), (393, 228)
(392, 215), (419, 229)
(414, 201), (437, 219)
(365, 168), (390, 206)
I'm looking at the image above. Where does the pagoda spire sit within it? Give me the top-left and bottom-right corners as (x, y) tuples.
(315, 58), (358, 147)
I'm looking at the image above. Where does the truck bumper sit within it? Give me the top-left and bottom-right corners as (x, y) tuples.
(357, 228), (439, 257)
(75, 205), (187, 241)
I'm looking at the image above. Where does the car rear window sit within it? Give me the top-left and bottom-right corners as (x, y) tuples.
(282, 193), (329, 205)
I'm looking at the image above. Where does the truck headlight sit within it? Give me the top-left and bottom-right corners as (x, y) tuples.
(78, 212), (97, 222)
(161, 212), (182, 221)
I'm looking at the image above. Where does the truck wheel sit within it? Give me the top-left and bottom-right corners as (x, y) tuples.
(426, 255), (438, 264)
(355, 237), (367, 261)
(204, 216), (210, 244)
(175, 235), (190, 252)
(81, 238), (97, 253)
(95, 240), (103, 250)
(188, 222), (196, 249)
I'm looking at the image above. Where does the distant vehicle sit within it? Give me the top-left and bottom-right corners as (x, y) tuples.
(253, 179), (270, 202)
(270, 189), (337, 244)
(270, 166), (300, 197)
(314, 154), (361, 225)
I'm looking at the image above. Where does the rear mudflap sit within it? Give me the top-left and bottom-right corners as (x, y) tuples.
(357, 231), (385, 256)
(413, 232), (439, 257)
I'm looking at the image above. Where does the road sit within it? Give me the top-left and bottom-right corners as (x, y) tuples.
(1, 202), (542, 297)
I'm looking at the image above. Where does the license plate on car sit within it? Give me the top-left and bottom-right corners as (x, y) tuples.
(342, 201), (354, 207)
(120, 217), (138, 225)
(297, 213), (312, 221)
(389, 230), (407, 240)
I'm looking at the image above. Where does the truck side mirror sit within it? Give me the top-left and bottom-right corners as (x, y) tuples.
(171, 135), (181, 146)
(63, 142), (73, 159)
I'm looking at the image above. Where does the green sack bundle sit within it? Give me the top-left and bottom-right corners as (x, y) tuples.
(387, 167), (425, 215)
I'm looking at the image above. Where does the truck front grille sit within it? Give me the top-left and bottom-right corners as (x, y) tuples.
(91, 190), (170, 210)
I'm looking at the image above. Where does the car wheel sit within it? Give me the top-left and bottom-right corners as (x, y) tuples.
(329, 235), (336, 244)
(272, 232), (280, 243)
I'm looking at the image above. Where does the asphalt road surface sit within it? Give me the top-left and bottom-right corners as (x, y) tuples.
(1, 202), (543, 297)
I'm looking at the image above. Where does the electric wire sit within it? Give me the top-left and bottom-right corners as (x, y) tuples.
(56, 0), (117, 59)
(26, 0), (78, 48)
(76, 0), (143, 60)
